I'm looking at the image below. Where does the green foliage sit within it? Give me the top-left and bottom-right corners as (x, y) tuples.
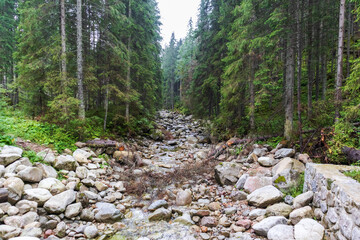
(0, 135), (15, 147)
(281, 173), (305, 198)
(23, 150), (45, 164)
(257, 136), (283, 149)
(274, 175), (286, 184)
(344, 170), (360, 183)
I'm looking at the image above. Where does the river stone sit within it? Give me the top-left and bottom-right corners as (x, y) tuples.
(65, 202), (82, 218)
(22, 211), (39, 226)
(258, 156), (280, 167)
(73, 149), (91, 164)
(247, 185), (283, 208)
(95, 181), (108, 192)
(0, 146), (23, 166)
(20, 227), (42, 238)
(44, 190), (76, 214)
(289, 206), (314, 225)
(38, 178), (66, 195)
(84, 225), (98, 239)
(80, 208), (95, 221)
(274, 148), (295, 158)
(15, 200), (38, 214)
(294, 218), (324, 240)
(0, 165), (5, 177)
(266, 203), (293, 217)
(173, 213), (194, 225)
(24, 188), (52, 206)
(272, 158), (305, 190)
(200, 216), (218, 227)
(4, 177), (24, 197)
(4, 216), (24, 228)
(7, 206), (19, 216)
(37, 149), (55, 165)
(0, 225), (20, 239)
(249, 209), (267, 220)
(214, 161), (242, 185)
(176, 189), (192, 206)
(208, 202), (221, 211)
(6, 158), (32, 174)
(267, 224), (295, 240)
(9, 238), (40, 240)
(243, 176), (273, 193)
(148, 199), (168, 211)
(54, 155), (76, 171)
(148, 207), (172, 222)
(252, 216), (287, 236)
(113, 151), (134, 163)
(55, 222), (66, 238)
(18, 167), (43, 183)
(94, 202), (124, 223)
(236, 174), (249, 190)
(187, 136), (198, 144)
(293, 191), (314, 209)
(76, 166), (88, 179)
(36, 164), (57, 178)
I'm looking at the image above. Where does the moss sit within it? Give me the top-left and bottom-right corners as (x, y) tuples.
(344, 170), (360, 183)
(274, 175), (287, 184)
(327, 179), (334, 190)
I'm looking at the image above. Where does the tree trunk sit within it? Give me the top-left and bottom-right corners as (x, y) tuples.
(77, 0), (85, 120)
(346, 2), (351, 79)
(321, 54), (327, 100)
(307, 0), (314, 119)
(335, 0), (346, 121)
(125, 0), (132, 124)
(284, 36), (295, 140)
(104, 76), (109, 131)
(249, 57), (255, 131)
(60, 0), (67, 89)
(296, 0), (303, 148)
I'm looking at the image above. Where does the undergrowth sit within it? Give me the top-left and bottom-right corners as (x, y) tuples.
(344, 170), (360, 183)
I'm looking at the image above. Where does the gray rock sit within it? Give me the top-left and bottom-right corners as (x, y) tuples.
(44, 190), (76, 214)
(54, 155), (77, 171)
(20, 227), (42, 238)
(4, 216), (24, 228)
(235, 174), (249, 190)
(36, 163), (57, 178)
(24, 188), (52, 206)
(94, 202), (124, 223)
(76, 166), (88, 179)
(4, 177), (24, 204)
(0, 165), (5, 177)
(38, 178), (66, 195)
(7, 206), (19, 216)
(173, 213), (194, 225)
(292, 191), (313, 209)
(266, 203), (293, 217)
(37, 149), (55, 165)
(73, 149), (90, 164)
(1, 145), (23, 155)
(65, 202), (82, 218)
(267, 224), (294, 240)
(247, 185), (283, 208)
(252, 216), (287, 236)
(0, 225), (20, 239)
(215, 161), (242, 185)
(55, 222), (66, 238)
(80, 208), (95, 221)
(0, 146), (23, 166)
(289, 206), (314, 225)
(274, 148), (295, 158)
(15, 200), (38, 214)
(258, 156), (280, 167)
(148, 207), (172, 222)
(284, 195), (294, 205)
(200, 216), (218, 227)
(243, 176), (273, 193)
(225, 207), (237, 216)
(272, 157), (305, 190)
(230, 191), (248, 201)
(148, 199), (168, 211)
(187, 136), (198, 144)
(5, 158), (32, 174)
(249, 209), (267, 220)
(294, 218), (324, 240)
(9, 238), (39, 240)
(84, 225), (98, 239)
(176, 189), (192, 206)
(18, 167), (43, 183)
(21, 212), (39, 227)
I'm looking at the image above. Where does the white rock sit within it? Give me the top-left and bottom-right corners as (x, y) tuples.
(84, 225), (98, 238)
(18, 167), (43, 183)
(73, 149), (90, 164)
(252, 216), (287, 236)
(24, 188), (52, 206)
(274, 148), (295, 158)
(76, 166), (88, 179)
(267, 224), (295, 240)
(36, 164), (57, 178)
(54, 155), (77, 171)
(247, 185), (284, 208)
(37, 149), (55, 165)
(176, 189), (192, 206)
(44, 190), (76, 214)
(15, 200), (38, 214)
(65, 202), (82, 218)
(289, 206), (314, 225)
(294, 218), (324, 240)
(258, 156), (280, 167)
(38, 178), (66, 195)
(293, 191), (314, 209)
(4, 177), (24, 197)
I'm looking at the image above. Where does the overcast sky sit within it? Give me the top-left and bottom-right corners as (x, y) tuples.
(157, 0), (201, 48)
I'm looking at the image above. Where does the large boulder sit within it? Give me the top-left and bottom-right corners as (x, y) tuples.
(267, 224), (295, 240)
(148, 207), (172, 222)
(258, 156), (280, 167)
(4, 177), (24, 204)
(266, 203), (293, 217)
(274, 148), (295, 159)
(73, 149), (91, 164)
(94, 202), (124, 223)
(292, 191), (313, 209)
(247, 185), (283, 208)
(214, 161), (242, 185)
(294, 218), (324, 240)
(54, 155), (77, 171)
(36, 164), (57, 178)
(272, 158), (305, 190)
(44, 190), (76, 214)
(38, 178), (66, 195)
(17, 167), (43, 183)
(24, 188), (52, 206)
(289, 206), (314, 225)
(0, 146), (23, 166)
(252, 216), (287, 236)
(243, 176), (273, 193)
(37, 149), (55, 165)
(5, 158), (32, 174)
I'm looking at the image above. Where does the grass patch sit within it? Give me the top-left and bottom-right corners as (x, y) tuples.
(344, 170), (360, 183)
(23, 150), (47, 165)
(281, 173), (305, 198)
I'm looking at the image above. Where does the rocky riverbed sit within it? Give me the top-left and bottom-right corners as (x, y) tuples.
(0, 110), (326, 240)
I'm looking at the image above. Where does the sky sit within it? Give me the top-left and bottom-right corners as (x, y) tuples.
(157, 0), (201, 48)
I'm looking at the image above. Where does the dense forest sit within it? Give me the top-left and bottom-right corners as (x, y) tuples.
(1, 0), (360, 161)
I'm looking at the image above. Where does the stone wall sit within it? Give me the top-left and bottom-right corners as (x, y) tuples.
(304, 163), (360, 240)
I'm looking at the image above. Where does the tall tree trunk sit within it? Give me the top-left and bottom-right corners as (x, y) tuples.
(321, 54), (327, 100)
(60, 0), (67, 89)
(77, 0), (85, 120)
(125, 0), (132, 124)
(346, 2), (351, 79)
(335, 0), (346, 121)
(249, 57), (255, 131)
(104, 76), (109, 131)
(296, 0), (303, 148)
(307, 0), (314, 119)
(284, 36), (295, 140)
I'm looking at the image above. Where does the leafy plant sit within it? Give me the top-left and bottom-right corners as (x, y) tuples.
(281, 173), (305, 198)
(344, 170), (360, 183)
(23, 150), (45, 164)
(0, 135), (15, 146)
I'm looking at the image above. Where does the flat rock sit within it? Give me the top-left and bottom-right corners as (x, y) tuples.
(24, 188), (52, 206)
(235, 174), (249, 189)
(54, 155), (76, 171)
(65, 202), (82, 218)
(247, 185), (283, 208)
(95, 202), (124, 223)
(148, 199), (168, 211)
(38, 178), (66, 195)
(73, 149), (90, 164)
(252, 216), (287, 236)
(200, 216), (218, 227)
(292, 191), (313, 209)
(289, 206), (314, 225)
(37, 149), (55, 165)
(36, 164), (57, 178)
(274, 148), (295, 158)
(44, 190), (76, 214)
(0, 225), (19, 239)
(15, 200), (37, 214)
(249, 209), (267, 220)
(258, 156), (280, 167)
(294, 218), (324, 240)
(272, 158), (305, 190)
(0, 154), (22, 166)
(266, 203), (293, 217)
(243, 176), (273, 193)
(173, 213), (194, 225)
(148, 207), (171, 222)
(214, 161), (242, 185)
(267, 224), (295, 240)
(18, 167), (43, 183)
